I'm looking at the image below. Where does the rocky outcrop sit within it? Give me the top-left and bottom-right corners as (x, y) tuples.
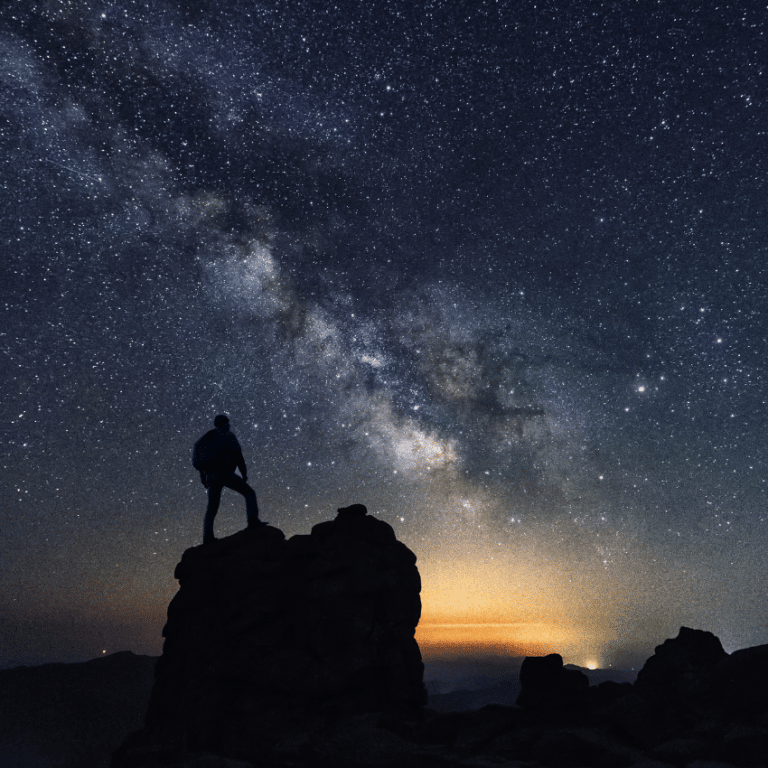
(635, 625), (728, 689)
(516, 653), (589, 712)
(605, 626), (732, 750)
(508, 627), (768, 765)
(115, 504), (425, 766)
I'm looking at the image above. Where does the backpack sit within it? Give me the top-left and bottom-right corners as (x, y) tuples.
(192, 430), (226, 472)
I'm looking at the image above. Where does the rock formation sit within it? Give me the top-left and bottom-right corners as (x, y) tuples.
(516, 653), (589, 712)
(502, 626), (768, 765)
(115, 504), (425, 766)
(634, 624), (728, 688)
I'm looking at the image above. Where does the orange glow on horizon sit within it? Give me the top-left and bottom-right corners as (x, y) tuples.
(416, 548), (611, 663)
(418, 552), (565, 627)
(416, 621), (589, 660)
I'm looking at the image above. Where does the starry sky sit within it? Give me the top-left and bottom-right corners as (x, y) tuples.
(1, 0), (767, 671)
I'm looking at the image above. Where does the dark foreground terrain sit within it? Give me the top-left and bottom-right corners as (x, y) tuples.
(5, 510), (767, 768)
(3, 630), (768, 768)
(0, 650), (156, 768)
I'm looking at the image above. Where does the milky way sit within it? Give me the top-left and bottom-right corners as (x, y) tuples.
(1, 0), (766, 669)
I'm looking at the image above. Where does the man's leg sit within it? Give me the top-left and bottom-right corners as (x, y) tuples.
(222, 473), (260, 528)
(204, 481), (224, 542)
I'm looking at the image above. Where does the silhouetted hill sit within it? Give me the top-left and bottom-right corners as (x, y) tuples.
(427, 675), (522, 711)
(0, 650), (155, 768)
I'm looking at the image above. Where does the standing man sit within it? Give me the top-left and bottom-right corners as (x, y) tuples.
(193, 414), (264, 543)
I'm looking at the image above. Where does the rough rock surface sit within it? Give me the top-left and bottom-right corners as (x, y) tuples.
(114, 504), (425, 766)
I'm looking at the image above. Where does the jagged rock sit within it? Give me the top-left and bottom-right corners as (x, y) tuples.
(498, 633), (759, 763)
(608, 629), (768, 758)
(516, 653), (589, 712)
(604, 628), (728, 750)
(114, 505), (425, 766)
(635, 626), (728, 689)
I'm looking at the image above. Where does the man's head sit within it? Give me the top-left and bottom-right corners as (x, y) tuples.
(214, 414), (230, 430)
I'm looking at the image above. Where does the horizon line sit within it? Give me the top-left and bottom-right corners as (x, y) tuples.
(418, 622), (552, 627)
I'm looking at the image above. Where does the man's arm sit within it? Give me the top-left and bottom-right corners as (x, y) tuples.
(236, 452), (247, 480)
(228, 434), (248, 479)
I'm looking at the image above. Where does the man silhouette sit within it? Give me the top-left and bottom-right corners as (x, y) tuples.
(196, 414), (264, 543)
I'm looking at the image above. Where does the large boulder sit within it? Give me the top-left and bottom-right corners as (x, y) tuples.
(114, 505), (426, 766)
(609, 628), (768, 757)
(635, 626), (727, 689)
(516, 653), (589, 712)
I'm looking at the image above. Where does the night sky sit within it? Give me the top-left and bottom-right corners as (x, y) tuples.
(2, 0), (767, 671)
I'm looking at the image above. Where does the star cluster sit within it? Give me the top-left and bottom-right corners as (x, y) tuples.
(1, 0), (766, 669)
